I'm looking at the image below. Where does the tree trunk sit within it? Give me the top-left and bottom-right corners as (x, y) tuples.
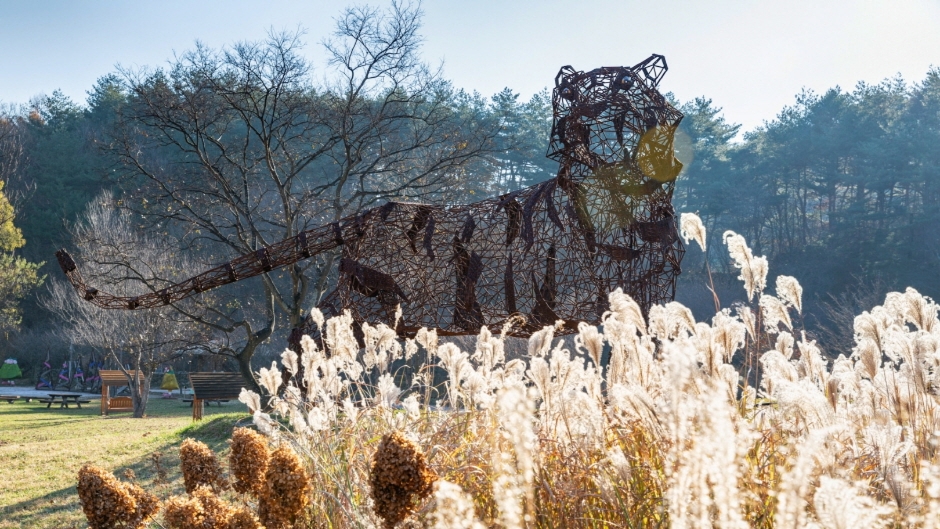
(132, 368), (152, 418)
(236, 341), (263, 396)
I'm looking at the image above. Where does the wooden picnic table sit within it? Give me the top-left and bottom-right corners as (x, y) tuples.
(41, 393), (91, 409)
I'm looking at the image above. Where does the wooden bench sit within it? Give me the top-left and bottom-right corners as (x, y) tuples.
(188, 373), (244, 420)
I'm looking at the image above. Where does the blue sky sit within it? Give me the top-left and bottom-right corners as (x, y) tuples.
(1, 0), (938, 134)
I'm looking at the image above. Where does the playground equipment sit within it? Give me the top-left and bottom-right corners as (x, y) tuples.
(0, 359), (21, 384)
(98, 370), (141, 415)
(35, 353), (53, 390)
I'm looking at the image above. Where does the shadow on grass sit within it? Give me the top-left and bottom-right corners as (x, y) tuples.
(178, 412), (254, 444)
(0, 411), (253, 529)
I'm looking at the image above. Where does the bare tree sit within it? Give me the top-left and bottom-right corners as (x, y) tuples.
(94, 2), (500, 385)
(44, 194), (208, 417)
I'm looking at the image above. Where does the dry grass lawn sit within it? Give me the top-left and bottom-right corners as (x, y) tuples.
(0, 394), (250, 529)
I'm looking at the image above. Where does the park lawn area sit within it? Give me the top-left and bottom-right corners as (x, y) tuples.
(0, 395), (251, 529)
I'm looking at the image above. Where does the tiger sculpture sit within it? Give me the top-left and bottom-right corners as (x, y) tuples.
(56, 54), (685, 344)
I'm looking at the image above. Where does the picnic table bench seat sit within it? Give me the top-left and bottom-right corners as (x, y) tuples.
(1, 395), (39, 404)
(182, 398), (230, 406)
(3, 396), (37, 403)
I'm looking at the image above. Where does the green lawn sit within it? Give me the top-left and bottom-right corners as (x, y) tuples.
(0, 394), (251, 529)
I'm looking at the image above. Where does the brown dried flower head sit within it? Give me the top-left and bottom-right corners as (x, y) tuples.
(369, 431), (437, 529)
(259, 444), (312, 529)
(179, 438), (229, 494)
(229, 427), (270, 496)
(162, 494), (202, 529)
(227, 506), (265, 529)
(163, 485), (262, 529)
(76, 464), (159, 529)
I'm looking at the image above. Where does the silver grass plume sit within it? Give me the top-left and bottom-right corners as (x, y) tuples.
(885, 287), (939, 333)
(813, 476), (893, 529)
(258, 362), (282, 396)
(723, 231), (768, 301)
(680, 212), (707, 251)
(575, 321), (606, 368)
(648, 302), (696, 341)
(527, 325), (555, 358)
(309, 307), (325, 330)
(280, 349), (299, 377)
(759, 294), (792, 333)
(776, 275), (803, 314)
(604, 288), (646, 331)
(775, 427), (844, 529)
(427, 480), (485, 529)
(775, 331), (795, 360)
(325, 310), (359, 362)
(492, 382), (536, 529)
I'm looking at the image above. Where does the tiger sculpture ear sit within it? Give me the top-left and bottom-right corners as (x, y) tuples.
(632, 54), (668, 87)
(554, 65), (580, 99)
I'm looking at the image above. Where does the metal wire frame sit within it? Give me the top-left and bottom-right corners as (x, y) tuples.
(56, 54), (685, 342)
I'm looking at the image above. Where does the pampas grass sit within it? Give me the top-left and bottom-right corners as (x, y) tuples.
(76, 213), (940, 528)
(240, 220), (940, 528)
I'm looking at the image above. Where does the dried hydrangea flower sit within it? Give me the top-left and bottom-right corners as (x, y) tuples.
(259, 444), (312, 529)
(227, 506), (264, 529)
(229, 427), (270, 496)
(179, 438), (229, 494)
(163, 485), (262, 529)
(369, 431), (437, 529)
(76, 464), (158, 529)
(162, 494), (203, 529)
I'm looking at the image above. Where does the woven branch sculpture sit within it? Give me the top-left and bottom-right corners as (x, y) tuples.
(56, 54), (685, 343)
